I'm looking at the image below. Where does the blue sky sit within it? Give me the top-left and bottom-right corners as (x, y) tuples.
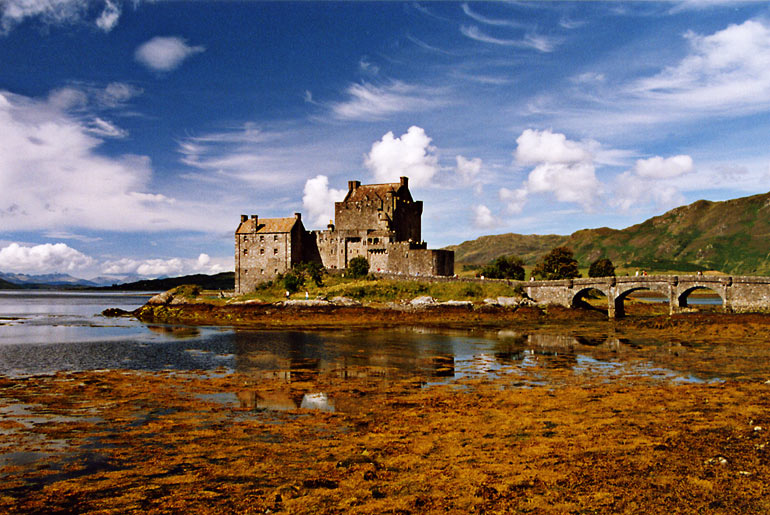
(1, 1), (770, 279)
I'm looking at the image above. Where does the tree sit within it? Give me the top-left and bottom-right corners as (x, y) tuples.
(347, 256), (370, 278)
(480, 255), (525, 280)
(588, 258), (615, 278)
(531, 247), (580, 280)
(282, 262), (325, 294)
(282, 270), (304, 294)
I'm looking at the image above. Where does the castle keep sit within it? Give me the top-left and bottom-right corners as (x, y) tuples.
(235, 176), (454, 294)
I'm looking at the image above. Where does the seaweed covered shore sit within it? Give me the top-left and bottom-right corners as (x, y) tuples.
(1, 366), (769, 513)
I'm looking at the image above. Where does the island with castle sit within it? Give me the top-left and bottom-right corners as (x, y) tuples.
(234, 176), (454, 295)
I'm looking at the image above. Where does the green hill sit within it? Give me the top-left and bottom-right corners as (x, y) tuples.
(100, 272), (235, 291)
(447, 191), (770, 275)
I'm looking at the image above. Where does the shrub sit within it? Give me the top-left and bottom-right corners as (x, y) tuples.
(480, 255), (525, 280)
(589, 258), (615, 278)
(532, 247), (580, 280)
(282, 270), (304, 294)
(347, 256), (370, 278)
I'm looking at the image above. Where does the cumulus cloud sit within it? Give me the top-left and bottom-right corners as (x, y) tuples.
(364, 126), (439, 187)
(472, 205), (498, 229)
(515, 128), (593, 165)
(632, 155), (693, 179)
(135, 36), (205, 72)
(331, 81), (446, 121)
(455, 155), (482, 184)
(499, 187), (528, 214)
(101, 253), (228, 278)
(504, 129), (602, 212)
(611, 154), (695, 211)
(302, 175), (346, 228)
(630, 19), (770, 113)
(0, 243), (94, 274)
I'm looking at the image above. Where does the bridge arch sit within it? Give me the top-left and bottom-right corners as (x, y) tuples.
(613, 286), (669, 318)
(571, 287), (610, 312)
(676, 285), (724, 310)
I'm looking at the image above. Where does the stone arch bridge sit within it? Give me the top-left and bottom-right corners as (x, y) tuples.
(525, 275), (770, 318)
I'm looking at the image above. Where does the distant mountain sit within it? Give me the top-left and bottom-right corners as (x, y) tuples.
(99, 272), (235, 291)
(447, 191), (770, 275)
(0, 277), (22, 289)
(0, 272), (98, 287)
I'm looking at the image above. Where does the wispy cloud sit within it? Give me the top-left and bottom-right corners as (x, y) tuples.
(330, 81), (448, 121)
(461, 3), (527, 29)
(460, 25), (557, 52)
(135, 36), (205, 72)
(0, 0), (125, 34)
(0, 89), (229, 233)
(628, 19), (770, 114)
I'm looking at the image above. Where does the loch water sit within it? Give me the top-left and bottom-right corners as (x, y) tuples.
(1, 291), (768, 387)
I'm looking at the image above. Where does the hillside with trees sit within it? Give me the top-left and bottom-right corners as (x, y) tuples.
(447, 191), (770, 275)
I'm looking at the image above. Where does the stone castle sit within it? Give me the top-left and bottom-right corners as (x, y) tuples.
(235, 176), (454, 294)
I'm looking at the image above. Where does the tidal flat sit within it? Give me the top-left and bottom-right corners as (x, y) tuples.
(2, 316), (770, 514)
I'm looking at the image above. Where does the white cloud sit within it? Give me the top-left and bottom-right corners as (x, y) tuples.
(632, 155), (693, 179)
(101, 253), (229, 278)
(515, 128), (593, 165)
(499, 187), (528, 214)
(610, 154), (695, 211)
(331, 81), (446, 121)
(506, 129), (602, 211)
(0, 243), (94, 274)
(472, 205), (498, 229)
(364, 126), (439, 187)
(95, 0), (120, 32)
(460, 25), (557, 52)
(461, 4), (527, 29)
(0, 0), (124, 34)
(0, 89), (228, 233)
(134, 36), (205, 72)
(630, 19), (770, 113)
(455, 155), (482, 184)
(611, 172), (686, 212)
(302, 175), (346, 228)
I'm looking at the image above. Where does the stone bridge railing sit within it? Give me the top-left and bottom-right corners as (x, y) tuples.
(524, 275), (770, 318)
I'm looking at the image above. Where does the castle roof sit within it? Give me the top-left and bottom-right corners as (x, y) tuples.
(236, 216), (300, 234)
(343, 181), (413, 203)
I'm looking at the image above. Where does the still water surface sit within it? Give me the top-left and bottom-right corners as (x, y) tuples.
(0, 291), (762, 385)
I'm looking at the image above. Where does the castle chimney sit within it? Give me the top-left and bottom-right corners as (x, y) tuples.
(327, 220), (335, 231)
(240, 214), (248, 222)
(294, 212), (301, 221)
(251, 215), (258, 226)
(348, 180), (361, 192)
(400, 176), (408, 188)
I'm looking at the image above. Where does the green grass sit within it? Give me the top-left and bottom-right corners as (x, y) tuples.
(233, 275), (523, 304)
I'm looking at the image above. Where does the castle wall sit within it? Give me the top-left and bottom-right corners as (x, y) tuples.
(236, 177), (454, 290)
(235, 220), (305, 294)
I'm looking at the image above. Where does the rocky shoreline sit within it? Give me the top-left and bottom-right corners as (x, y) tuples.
(103, 287), (770, 344)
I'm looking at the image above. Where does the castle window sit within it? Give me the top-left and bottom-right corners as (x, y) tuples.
(260, 248), (264, 255)
(260, 235), (264, 242)
(243, 249), (248, 255)
(243, 235), (247, 242)
(274, 268), (278, 274)
(260, 269), (264, 274)
(273, 235), (278, 241)
(274, 248), (278, 255)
